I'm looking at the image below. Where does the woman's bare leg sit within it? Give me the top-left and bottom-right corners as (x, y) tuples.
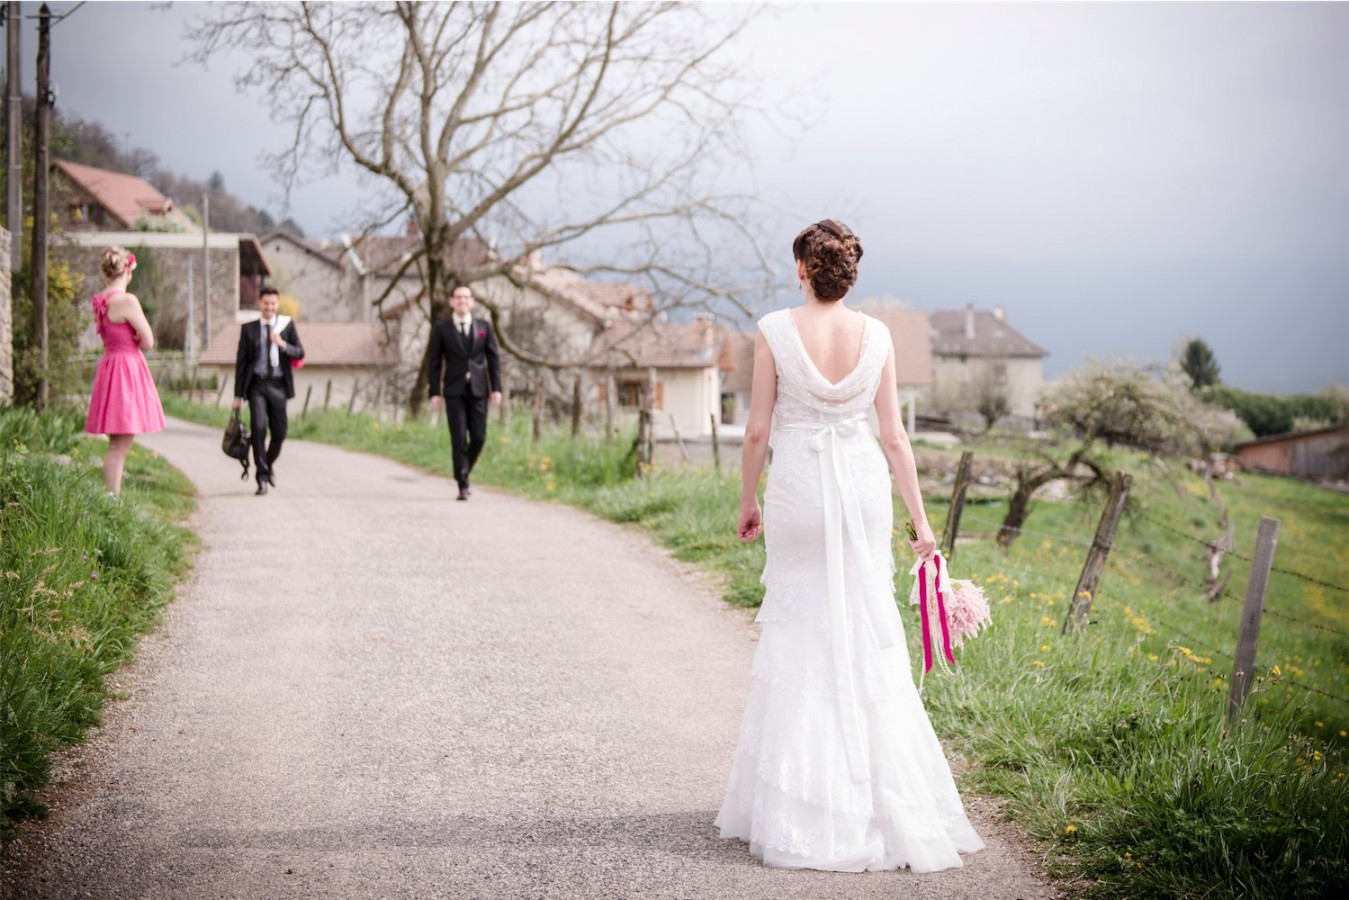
(104, 434), (135, 495)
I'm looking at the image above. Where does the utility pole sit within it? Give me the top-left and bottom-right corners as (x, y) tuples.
(31, 3), (51, 408)
(5, 1), (20, 271)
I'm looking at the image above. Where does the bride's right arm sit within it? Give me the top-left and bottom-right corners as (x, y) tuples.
(738, 331), (777, 542)
(875, 346), (935, 559)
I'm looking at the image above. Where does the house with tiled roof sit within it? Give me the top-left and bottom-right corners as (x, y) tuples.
(928, 305), (1047, 422)
(588, 318), (730, 437)
(54, 159), (196, 231)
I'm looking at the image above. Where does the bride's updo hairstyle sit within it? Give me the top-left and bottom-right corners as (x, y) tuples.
(792, 219), (863, 302)
(100, 246), (133, 280)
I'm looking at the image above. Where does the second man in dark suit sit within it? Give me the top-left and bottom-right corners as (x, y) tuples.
(232, 286), (305, 496)
(427, 284), (502, 501)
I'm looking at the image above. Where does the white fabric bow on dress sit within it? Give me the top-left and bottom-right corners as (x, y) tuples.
(776, 417), (899, 783)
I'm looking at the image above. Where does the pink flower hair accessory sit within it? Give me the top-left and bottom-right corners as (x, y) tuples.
(125, 252), (137, 274)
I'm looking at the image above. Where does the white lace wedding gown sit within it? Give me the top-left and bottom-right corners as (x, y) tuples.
(715, 309), (984, 872)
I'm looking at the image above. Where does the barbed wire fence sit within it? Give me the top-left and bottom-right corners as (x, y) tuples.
(937, 457), (1349, 717)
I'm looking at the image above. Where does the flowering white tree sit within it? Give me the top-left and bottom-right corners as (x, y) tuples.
(996, 362), (1232, 548)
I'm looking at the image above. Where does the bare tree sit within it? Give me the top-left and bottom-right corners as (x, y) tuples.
(188, 2), (772, 407)
(974, 369), (1010, 433)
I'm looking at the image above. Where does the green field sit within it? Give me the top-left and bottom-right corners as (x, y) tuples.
(162, 398), (1348, 898)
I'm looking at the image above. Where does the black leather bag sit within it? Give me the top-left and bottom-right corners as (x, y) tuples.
(222, 409), (251, 480)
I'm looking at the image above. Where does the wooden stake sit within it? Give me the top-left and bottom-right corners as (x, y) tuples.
(941, 451), (974, 558)
(532, 368), (545, 443)
(571, 373), (582, 437)
(1228, 516), (1279, 719)
(301, 384), (312, 419)
(668, 412), (689, 463)
(710, 413), (721, 473)
(1062, 471), (1132, 635)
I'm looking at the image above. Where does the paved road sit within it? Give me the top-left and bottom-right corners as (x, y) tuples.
(2, 418), (1056, 899)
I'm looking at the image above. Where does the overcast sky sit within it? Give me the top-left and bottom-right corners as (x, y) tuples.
(13, 1), (1348, 394)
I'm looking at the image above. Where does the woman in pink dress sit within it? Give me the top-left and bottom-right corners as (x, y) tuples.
(85, 246), (165, 495)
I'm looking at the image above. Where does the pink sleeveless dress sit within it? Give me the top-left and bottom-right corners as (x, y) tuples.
(84, 291), (166, 436)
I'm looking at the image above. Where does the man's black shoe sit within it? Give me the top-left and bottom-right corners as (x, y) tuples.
(265, 472), (276, 487)
(457, 487), (469, 501)
(255, 481), (269, 496)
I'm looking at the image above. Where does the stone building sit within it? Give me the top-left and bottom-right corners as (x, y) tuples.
(927, 305), (1047, 425)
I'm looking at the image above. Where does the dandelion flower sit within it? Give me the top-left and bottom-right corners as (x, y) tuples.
(1040, 644), (1050, 653)
(1064, 825), (1076, 834)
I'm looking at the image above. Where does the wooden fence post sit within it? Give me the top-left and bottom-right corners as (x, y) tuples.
(1062, 470), (1132, 635)
(1228, 516), (1279, 720)
(216, 378), (228, 407)
(710, 413), (721, 473)
(605, 374), (615, 441)
(323, 378), (333, 411)
(667, 412), (689, 464)
(301, 384), (313, 419)
(634, 410), (648, 477)
(532, 368), (546, 443)
(571, 373), (582, 437)
(347, 379), (360, 414)
(941, 451), (975, 558)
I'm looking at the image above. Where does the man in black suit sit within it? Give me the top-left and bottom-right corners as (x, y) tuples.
(232, 286), (305, 496)
(427, 284), (502, 501)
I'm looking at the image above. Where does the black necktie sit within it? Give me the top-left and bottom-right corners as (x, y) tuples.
(460, 320), (471, 350)
(264, 323), (275, 376)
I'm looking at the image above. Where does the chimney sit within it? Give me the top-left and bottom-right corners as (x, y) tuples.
(964, 304), (975, 340)
(993, 305), (1006, 322)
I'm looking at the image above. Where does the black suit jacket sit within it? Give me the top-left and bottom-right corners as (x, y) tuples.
(427, 315), (501, 399)
(235, 318), (305, 400)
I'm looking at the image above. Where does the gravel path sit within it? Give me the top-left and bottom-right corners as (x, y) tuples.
(2, 417), (1057, 899)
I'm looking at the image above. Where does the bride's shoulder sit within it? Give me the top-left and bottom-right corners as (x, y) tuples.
(756, 308), (791, 331)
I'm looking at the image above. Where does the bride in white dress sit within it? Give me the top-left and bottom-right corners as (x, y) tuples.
(716, 220), (984, 872)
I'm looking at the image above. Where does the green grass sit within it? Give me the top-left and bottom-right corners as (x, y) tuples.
(0, 407), (197, 838)
(161, 398), (1348, 898)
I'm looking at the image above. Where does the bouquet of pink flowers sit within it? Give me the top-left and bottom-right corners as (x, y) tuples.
(904, 522), (991, 685)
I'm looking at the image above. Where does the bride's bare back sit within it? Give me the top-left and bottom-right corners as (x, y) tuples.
(789, 305), (867, 386)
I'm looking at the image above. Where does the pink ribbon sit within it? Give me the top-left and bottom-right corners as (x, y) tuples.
(917, 555), (957, 674)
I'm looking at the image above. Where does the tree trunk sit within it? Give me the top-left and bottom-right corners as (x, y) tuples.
(997, 483), (1036, 550)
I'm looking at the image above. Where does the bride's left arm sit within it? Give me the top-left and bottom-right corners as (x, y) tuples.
(875, 346), (935, 559)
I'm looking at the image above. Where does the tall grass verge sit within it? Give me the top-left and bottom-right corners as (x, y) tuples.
(0, 408), (196, 838)
(160, 399), (1348, 897)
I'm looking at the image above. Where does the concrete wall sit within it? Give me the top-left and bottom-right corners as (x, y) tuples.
(0, 227), (10, 402)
